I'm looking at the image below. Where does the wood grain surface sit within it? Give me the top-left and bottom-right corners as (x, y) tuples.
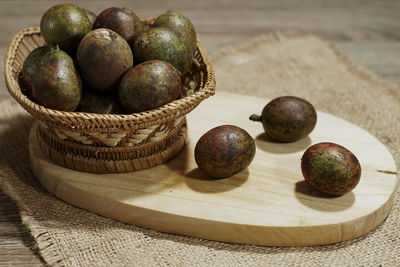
(29, 92), (397, 247)
(1, 0), (399, 265)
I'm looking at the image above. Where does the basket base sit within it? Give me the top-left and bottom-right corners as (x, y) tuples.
(34, 121), (188, 174)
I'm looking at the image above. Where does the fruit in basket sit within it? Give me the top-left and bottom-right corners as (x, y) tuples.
(93, 7), (147, 45)
(19, 45), (56, 98)
(82, 9), (97, 28)
(133, 27), (193, 75)
(195, 125), (256, 178)
(301, 142), (361, 196)
(31, 49), (82, 111)
(153, 10), (197, 56)
(249, 96), (317, 142)
(76, 90), (126, 114)
(118, 60), (181, 112)
(76, 28), (133, 92)
(40, 3), (91, 55)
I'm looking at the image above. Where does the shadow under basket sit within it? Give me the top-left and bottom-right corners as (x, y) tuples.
(4, 26), (215, 174)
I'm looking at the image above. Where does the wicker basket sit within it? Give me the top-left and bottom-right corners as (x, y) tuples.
(4, 21), (215, 174)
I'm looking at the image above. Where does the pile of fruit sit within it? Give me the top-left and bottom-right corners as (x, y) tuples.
(19, 3), (197, 114)
(18, 3), (362, 197)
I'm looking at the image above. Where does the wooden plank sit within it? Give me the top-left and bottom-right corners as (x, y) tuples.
(0, 194), (45, 266)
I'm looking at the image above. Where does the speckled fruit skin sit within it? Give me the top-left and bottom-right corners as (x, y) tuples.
(118, 60), (181, 113)
(32, 49), (82, 111)
(195, 125), (256, 178)
(19, 45), (56, 98)
(301, 142), (362, 196)
(76, 90), (125, 114)
(40, 4), (91, 55)
(121, 8), (148, 34)
(82, 9), (96, 28)
(93, 7), (147, 45)
(255, 96), (317, 142)
(133, 27), (192, 75)
(153, 10), (197, 56)
(76, 28), (133, 92)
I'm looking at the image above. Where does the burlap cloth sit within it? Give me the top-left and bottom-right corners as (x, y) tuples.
(1, 32), (400, 266)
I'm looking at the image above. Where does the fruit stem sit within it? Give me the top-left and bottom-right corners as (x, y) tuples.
(249, 114), (262, 122)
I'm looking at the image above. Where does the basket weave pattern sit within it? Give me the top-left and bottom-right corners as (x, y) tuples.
(5, 22), (215, 173)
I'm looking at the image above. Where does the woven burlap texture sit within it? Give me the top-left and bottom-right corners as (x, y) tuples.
(1, 32), (399, 266)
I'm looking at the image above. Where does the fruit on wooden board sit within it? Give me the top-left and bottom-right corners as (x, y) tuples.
(40, 3), (91, 55)
(93, 7), (147, 45)
(153, 10), (197, 56)
(250, 96), (317, 142)
(195, 125), (256, 178)
(76, 28), (133, 92)
(301, 142), (362, 196)
(118, 60), (181, 113)
(133, 27), (193, 75)
(31, 49), (82, 111)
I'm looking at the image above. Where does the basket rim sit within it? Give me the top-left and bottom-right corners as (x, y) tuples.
(4, 26), (215, 129)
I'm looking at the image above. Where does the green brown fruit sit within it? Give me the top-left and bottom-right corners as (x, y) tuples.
(32, 49), (82, 111)
(19, 45), (56, 98)
(250, 96), (317, 142)
(76, 28), (133, 92)
(301, 142), (362, 196)
(133, 27), (192, 75)
(121, 8), (148, 34)
(195, 125), (256, 178)
(82, 9), (97, 28)
(153, 10), (197, 56)
(76, 90), (126, 114)
(93, 7), (147, 45)
(40, 3), (91, 55)
(118, 60), (181, 113)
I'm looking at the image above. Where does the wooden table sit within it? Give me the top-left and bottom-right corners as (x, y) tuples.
(1, 1), (399, 265)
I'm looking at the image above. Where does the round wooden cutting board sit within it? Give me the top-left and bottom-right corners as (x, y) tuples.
(29, 92), (398, 246)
